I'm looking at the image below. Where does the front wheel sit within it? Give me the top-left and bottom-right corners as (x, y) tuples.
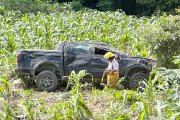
(36, 70), (58, 91)
(129, 72), (149, 92)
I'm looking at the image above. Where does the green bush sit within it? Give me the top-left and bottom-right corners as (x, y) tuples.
(142, 16), (180, 69)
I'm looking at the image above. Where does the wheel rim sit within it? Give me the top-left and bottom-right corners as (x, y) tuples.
(39, 74), (53, 89)
(133, 76), (146, 89)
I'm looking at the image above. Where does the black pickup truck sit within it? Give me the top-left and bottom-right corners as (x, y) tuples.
(15, 41), (154, 91)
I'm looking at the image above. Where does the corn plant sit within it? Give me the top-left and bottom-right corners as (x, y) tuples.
(4, 103), (14, 120)
(54, 70), (93, 119)
(140, 75), (157, 101)
(20, 96), (35, 120)
(66, 70), (93, 93)
(113, 90), (140, 104)
(0, 77), (10, 103)
(133, 100), (150, 120)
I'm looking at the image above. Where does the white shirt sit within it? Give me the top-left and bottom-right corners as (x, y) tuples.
(108, 58), (119, 71)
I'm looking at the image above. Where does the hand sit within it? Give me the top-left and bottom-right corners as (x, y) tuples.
(100, 83), (107, 86)
(104, 69), (109, 73)
(100, 83), (104, 85)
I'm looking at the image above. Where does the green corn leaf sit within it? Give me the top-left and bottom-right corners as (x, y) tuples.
(157, 100), (163, 120)
(132, 103), (136, 114)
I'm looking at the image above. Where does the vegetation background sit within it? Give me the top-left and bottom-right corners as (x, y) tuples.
(0, 0), (180, 119)
(58, 0), (180, 15)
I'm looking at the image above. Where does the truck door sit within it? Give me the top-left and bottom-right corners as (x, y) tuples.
(89, 47), (109, 78)
(64, 43), (91, 76)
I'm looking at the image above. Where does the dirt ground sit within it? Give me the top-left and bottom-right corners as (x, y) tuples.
(1, 79), (112, 119)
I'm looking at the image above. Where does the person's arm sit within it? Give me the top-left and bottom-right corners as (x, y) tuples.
(105, 62), (110, 71)
(105, 67), (108, 70)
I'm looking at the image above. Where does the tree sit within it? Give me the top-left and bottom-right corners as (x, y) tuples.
(96, 0), (136, 14)
(96, 0), (113, 11)
(137, 0), (180, 15)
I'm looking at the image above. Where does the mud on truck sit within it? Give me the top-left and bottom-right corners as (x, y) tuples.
(15, 41), (155, 91)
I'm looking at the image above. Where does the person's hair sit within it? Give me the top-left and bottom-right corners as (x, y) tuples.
(108, 56), (115, 61)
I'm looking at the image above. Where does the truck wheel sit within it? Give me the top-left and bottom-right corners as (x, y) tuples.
(129, 72), (149, 92)
(36, 70), (58, 92)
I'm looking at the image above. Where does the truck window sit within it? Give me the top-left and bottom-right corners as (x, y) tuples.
(69, 44), (89, 55)
(95, 47), (108, 55)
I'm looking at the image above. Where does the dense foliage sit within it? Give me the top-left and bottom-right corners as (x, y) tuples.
(0, 0), (180, 119)
(137, 0), (180, 15)
(57, 0), (180, 15)
(141, 15), (180, 68)
(1, 0), (180, 15)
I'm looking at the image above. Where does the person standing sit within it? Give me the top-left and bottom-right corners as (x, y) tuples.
(101, 52), (120, 89)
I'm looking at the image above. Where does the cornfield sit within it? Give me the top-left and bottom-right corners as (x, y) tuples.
(0, 1), (160, 69)
(0, 0), (180, 119)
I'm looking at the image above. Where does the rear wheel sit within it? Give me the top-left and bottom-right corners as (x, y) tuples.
(129, 72), (149, 92)
(36, 70), (58, 91)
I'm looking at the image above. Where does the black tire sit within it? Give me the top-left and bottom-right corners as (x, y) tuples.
(129, 72), (149, 92)
(36, 70), (58, 92)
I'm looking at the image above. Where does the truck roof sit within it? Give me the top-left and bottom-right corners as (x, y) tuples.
(66, 41), (109, 47)
(57, 41), (123, 54)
